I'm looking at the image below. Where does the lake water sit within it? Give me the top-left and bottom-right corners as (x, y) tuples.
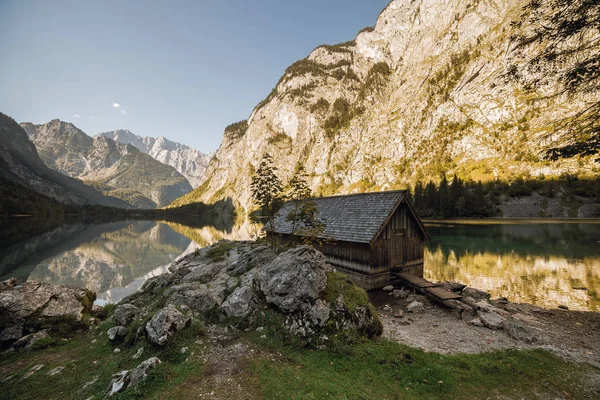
(1, 219), (598, 311)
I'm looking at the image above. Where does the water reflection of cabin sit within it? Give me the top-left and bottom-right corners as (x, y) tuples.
(270, 191), (430, 290)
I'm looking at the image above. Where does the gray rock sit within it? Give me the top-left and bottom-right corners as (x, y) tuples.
(113, 304), (140, 327)
(382, 285), (394, 292)
(107, 326), (127, 342)
(104, 357), (161, 397)
(504, 317), (539, 343)
(256, 246), (327, 313)
(478, 311), (505, 330)
(558, 305), (569, 310)
(132, 347), (144, 360)
(441, 281), (466, 293)
(145, 305), (190, 346)
(47, 366), (65, 376)
(307, 300), (330, 327)
(393, 308), (404, 318)
(22, 365), (43, 379)
(0, 324), (24, 343)
(221, 286), (257, 318)
(383, 304), (393, 312)
(170, 274), (237, 312)
(0, 281), (94, 346)
(10, 330), (50, 350)
(461, 287), (491, 301)
(113, 348), (121, 353)
(470, 318), (484, 327)
(129, 357), (161, 387)
(390, 289), (409, 299)
(225, 243), (277, 276)
(406, 301), (424, 313)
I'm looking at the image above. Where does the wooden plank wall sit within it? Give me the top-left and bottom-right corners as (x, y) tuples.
(372, 203), (425, 268)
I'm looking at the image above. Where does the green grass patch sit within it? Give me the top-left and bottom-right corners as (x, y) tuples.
(245, 338), (599, 400)
(322, 271), (371, 313)
(0, 320), (206, 400)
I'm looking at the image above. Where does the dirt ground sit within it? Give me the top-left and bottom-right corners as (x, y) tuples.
(369, 289), (600, 368)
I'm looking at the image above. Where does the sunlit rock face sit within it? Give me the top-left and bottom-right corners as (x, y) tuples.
(98, 130), (211, 188)
(174, 0), (597, 211)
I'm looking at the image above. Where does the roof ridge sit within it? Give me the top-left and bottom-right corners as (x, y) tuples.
(305, 189), (407, 201)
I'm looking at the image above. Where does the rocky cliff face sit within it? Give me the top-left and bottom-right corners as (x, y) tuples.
(0, 113), (128, 209)
(97, 129), (211, 188)
(174, 0), (598, 211)
(22, 120), (193, 208)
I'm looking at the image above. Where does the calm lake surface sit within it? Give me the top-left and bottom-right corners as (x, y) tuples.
(1, 219), (598, 311)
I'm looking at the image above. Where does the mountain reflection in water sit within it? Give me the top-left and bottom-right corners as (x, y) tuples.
(424, 221), (600, 311)
(0, 218), (598, 311)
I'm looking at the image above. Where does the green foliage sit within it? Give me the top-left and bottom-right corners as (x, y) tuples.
(323, 98), (359, 139)
(426, 48), (479, 105)
(251, 153), (283, 240)
(358, 62), (392, 100)
(224, 120), (248, 140)
(358, 26), (375, 34)
(322, 272), (373, 314)
(283, 167), (327, 244)
(309, 98), (330, 113)
(411, 176), (497, 218)
(319, 41), (356, 54)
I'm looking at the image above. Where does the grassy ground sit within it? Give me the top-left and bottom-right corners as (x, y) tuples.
(244, 335), (599, 399)
(0, 321), (206, 400)
(1, 328), (598, 399)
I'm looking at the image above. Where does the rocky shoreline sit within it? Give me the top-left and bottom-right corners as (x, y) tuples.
(371, 283), (600, 368)
(1, 240), (599, 397)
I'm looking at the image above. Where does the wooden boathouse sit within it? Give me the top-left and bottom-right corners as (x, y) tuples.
(270, 190), (430, 290)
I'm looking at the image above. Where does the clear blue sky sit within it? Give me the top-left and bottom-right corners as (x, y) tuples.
(0, 0), (389, 153)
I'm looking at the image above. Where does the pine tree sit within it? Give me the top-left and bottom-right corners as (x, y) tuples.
(413, 180), (424, 214)
(423, 181), (437, 217)
(438, 175), (453, 218)
(250, 153), (283, 235)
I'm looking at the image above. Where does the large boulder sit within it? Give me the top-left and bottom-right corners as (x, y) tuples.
(478, 311), (505, 330)
(113, 304), (140, 327)
(256, 246), (328, 313)
(0, 280), (95, 347)
(504, 314), (541, 343)
(107, 326), (128, 342)
(145, 305), (190, 346)
(221, 286), (257, 318)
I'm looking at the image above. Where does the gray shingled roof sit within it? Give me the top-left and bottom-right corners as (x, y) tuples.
(271, 190), (410, 244)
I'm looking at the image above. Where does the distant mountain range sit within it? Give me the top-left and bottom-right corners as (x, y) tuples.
(21, 120), (192, 208)
(97, 130), (211, 188)
(0, 113), (129, 212)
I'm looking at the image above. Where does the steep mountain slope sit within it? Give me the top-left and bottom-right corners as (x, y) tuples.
(0, 112), (129, 212)
(97, 129), (211, 187)
(172, 0), (599, 211)
(21, 120), (192, 208)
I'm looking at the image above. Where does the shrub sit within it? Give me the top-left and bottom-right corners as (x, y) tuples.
(323, 98), (360, 139)
(310, 98), (330, 113)
(359, 62), (392, 100)
(224, 120), (248, 140)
